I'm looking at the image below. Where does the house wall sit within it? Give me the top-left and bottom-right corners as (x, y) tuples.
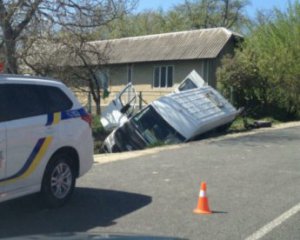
(99, 38), (237, 106)
(68, 58), (215, 109)
(103, 60), (211, 104)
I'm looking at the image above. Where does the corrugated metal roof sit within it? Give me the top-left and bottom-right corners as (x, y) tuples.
(89, 27), (242, 65)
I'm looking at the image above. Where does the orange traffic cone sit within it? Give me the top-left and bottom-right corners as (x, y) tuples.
(194, 182), (212, 214)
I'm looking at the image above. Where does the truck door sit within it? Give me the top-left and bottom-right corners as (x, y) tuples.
(101, 83), (137, 131)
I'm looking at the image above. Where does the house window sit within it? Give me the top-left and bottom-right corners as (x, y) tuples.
(153, 66), (173, 88)
(96, 69), (109, 90)
(127, 64), (133, 83)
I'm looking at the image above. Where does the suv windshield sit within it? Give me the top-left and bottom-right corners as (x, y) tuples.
(131, 106), (185, 145)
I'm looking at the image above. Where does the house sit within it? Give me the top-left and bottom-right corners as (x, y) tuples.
(20, 27), (242, 107)
(88, 27), (242, 104)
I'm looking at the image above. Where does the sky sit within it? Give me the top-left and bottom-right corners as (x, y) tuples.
(136, 0), (294, 18)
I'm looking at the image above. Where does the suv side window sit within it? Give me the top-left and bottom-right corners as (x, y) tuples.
(0, 84), (73, 122)
(0, 84), (45, 122)
(0, 85), (7, 122)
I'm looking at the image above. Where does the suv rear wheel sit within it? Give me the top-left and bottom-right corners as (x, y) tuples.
(41, 153), (76, 208)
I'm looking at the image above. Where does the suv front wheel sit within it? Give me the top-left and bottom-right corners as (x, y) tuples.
(41, 153), (76, 208)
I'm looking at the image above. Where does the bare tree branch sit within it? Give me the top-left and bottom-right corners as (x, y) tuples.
(14, 0), (43, 38)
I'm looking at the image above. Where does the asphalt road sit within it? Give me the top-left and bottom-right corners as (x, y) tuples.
(0, 126), (300, 240)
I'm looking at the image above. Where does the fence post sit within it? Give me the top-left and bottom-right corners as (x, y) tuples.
(139, 91), (143, 110)
(88, 91), (92, 113)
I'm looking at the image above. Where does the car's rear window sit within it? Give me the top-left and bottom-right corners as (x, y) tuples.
(40, 85), (73, 113)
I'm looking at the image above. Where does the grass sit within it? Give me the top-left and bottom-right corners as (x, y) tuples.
(147, 141), (167, 149)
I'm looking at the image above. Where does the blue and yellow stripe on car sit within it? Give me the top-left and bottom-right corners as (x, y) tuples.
(0, 137), (53, 185)
(46, 108), (89, 125)
(46, 112), (61, 126)
(0, 107), (89, 185)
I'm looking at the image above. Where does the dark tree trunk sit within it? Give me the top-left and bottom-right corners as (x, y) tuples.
(223, 0), (229, 27)
(90, 84), (101, 116)
(96, 102), (101, 116)
(95, 88), (101, 116)
(4, 38), (18, 74)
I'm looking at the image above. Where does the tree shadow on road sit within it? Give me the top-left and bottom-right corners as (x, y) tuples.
(0, 187), (152, 238)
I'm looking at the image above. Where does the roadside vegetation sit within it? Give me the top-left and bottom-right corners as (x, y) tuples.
(98, 0), (249, 38)
(228, 117), (282, 132)
(217, 1), (300, 122)
(91, 115), (108, 153)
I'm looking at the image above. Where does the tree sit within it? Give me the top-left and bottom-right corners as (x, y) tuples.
(22, 32), (110, 115)
(0, 0), (42, 73)
(53, 33), (111, 116)
(0, 0), (136, 115)
(95, 0), (250, 40)
(247, 1), (300, 116)
(99, 9), (169, 38)
(172, 0), (250, 31)
(0, 0), (136, 74)
(218, 1), (300, 119)
(217, 51), (269, 117)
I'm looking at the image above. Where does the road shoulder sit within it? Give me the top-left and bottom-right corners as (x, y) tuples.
(93, 121), (300, 165)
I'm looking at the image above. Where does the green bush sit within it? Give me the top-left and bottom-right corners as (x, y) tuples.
(217, 51), (269, 118)
(91, 115), (109, 153)
(92, 115), (104, 138)
(217, 1), (300, 121)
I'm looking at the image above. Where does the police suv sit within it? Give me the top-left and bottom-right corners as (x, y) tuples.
(0, 75), (94, 207)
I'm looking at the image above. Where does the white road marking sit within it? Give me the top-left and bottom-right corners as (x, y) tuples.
(245, 202), (300, 240)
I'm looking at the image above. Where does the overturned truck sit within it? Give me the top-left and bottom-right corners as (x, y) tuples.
(101, 71), (240, 153)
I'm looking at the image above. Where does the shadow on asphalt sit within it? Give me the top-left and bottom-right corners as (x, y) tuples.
(0, 187), (152, 238)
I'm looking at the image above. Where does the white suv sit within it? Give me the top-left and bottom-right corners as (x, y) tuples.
(0, 75), (94, 207)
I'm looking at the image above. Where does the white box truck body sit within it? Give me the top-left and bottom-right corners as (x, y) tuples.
(102, 86), (239, 153)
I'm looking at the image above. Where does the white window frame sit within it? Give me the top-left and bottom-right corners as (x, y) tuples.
(153, 65), (174, 88)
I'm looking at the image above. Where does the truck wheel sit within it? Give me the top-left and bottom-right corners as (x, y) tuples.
(41, 153), (76, 208)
